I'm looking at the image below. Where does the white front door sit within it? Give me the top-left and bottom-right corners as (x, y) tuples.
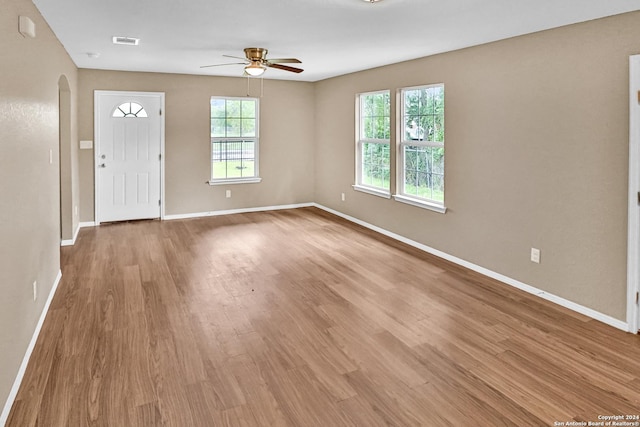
(95, 91), (164, 223)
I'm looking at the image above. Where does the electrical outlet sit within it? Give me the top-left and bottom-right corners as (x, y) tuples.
(49, 149), (53, 164)
(225, 190), (231, 198)
(341, 192), (345, 202)
(530, 248), (541, 264)
(32, 281), (37, 301)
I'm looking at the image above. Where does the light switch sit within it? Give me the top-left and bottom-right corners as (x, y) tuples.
(79, 140), (93, 149)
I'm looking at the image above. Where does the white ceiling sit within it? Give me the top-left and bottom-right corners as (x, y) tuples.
(33, 0), (640, 82)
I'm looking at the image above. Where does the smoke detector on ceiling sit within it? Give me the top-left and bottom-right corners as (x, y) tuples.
(112, 36), (139, 46)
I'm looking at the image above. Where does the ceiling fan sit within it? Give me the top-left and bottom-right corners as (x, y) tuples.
(201, 47), (303, 77)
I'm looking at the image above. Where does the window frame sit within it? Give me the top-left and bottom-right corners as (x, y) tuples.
(394, 83), (446, 213)
(353, 90), (392, 198)
(209, 96), (261, 185)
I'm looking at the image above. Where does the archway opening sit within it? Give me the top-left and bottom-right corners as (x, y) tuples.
(58, 75), (72, 242)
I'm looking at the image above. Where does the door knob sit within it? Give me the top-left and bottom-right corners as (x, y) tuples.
(98, 163), (106, 168)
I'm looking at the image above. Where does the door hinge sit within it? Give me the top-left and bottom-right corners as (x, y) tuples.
(159, 153), (162, 161)
(159, 108), (162, 116)
(158, 200), (161, 206)
(636, 291), (639, 304)
(637, 192), (640, 205)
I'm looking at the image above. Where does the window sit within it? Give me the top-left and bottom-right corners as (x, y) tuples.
(112, 102), (147, 118)
(354, 90), (391, 197)
(395, 84), (445, 211)
(210, 97), (261, 184)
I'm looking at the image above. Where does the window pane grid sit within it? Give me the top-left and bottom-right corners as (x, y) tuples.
(112, 102), (147, 118)
(402, 86), (444, 143)
(403, 145), (444, 203)
(211, 139), (256, 179)
(361, 142), (390, 189)
(361, 92), (390, 140)
(211, 99), (257, 139)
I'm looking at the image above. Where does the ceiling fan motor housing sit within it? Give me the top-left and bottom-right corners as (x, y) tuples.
(244, 47), (268, 62)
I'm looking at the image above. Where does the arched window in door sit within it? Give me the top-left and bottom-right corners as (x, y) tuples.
(112, 102), (148, 118)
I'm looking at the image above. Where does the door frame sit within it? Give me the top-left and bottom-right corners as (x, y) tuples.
(627, 55), (640, 333)
(94, 90), (166, 225)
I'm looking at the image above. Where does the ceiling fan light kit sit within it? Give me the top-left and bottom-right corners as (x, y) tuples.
(244, 62), (266, 77)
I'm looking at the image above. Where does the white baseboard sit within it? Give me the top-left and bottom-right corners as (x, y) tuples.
(60, 223), (81, 247)
(163, 203), (314, 221)
(312, 203), (629, 333)
(0, 269), (63, 426)
(79, 205), (316, 224)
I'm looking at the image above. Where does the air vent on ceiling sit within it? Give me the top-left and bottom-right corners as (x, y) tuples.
(112, 36), (139, 46)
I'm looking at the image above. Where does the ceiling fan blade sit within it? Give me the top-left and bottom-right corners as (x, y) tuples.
(200, 62), (246, 68)
(223, 54), (248, 61)
(267, 58), (301, 64)
(267, 63), (304, 73)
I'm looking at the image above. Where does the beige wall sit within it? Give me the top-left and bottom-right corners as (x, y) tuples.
(77, 70), (316, 220)
(0, 0), (78, 412)
(315, 11), (640, 321)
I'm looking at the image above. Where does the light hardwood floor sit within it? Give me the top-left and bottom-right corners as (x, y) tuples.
(7, 207), (640, 426)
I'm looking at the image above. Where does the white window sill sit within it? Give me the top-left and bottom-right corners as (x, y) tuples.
(393, 194), (447, 214)
(208, 177), (262, 186)
(353, 184), (391, 199)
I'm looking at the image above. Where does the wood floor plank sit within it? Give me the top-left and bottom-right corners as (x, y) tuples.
(499, 330), (640, 406)
(469, 351), (582, 422)
(343, 369), (423, 426)
(226, 353), (289, 427)
(6, 207), (640, 426)
(337, 394), (391, 427)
